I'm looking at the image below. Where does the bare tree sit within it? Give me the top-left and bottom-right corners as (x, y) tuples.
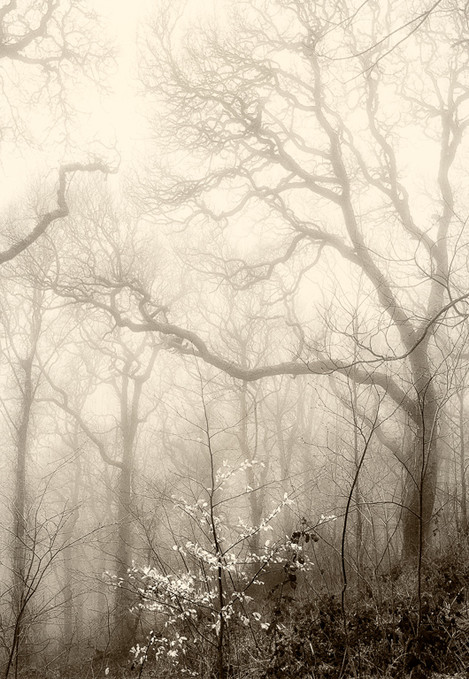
(0, 281), (43, 673)
(59, 0), (469, 563)
(43, 323), (159, 650)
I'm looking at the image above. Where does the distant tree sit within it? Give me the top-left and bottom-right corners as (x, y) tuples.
(0, 255), (91, 673)
(0, 279), (44, 671)
(43, 319), (159, 650)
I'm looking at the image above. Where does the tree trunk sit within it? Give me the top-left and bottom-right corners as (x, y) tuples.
(458, 389), (468, 534)
(62, 429), (82, 649)
(114, 459), (133, 649)
(113, 364), (143, 651)
(402, 385), (439, 562)
(9, 356), (34, 676)
(13, 358), (32, 608)
(238, 382), (263, 552)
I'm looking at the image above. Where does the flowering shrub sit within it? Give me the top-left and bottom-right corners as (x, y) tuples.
(116, 451), (332, 677)
(126, 491), (313, 676)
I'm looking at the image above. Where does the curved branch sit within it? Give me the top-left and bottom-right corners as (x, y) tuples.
(0, 161), (115, 266)
(39, 367), (123, 470)
(67, 293), (419, 420)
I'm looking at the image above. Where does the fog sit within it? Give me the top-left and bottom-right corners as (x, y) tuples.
(1, 1), (469, 678)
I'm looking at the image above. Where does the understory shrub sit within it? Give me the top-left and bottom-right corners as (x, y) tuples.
(128, 545), (469, 678)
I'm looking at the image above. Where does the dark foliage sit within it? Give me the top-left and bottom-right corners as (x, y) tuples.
(257, 549), (469, 679)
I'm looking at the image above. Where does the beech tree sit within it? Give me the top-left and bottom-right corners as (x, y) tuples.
(68, 0), (469, 562)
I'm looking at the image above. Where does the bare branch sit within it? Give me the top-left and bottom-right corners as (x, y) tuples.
(0, 162), (116, 265)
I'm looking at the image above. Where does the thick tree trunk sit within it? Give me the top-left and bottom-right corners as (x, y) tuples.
(401, 380), (439, 562)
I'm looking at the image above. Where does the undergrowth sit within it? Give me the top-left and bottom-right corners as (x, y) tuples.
(16, 546), (469, 678)
(130, 545), (469, 679)
(256, 547), (469, 679)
